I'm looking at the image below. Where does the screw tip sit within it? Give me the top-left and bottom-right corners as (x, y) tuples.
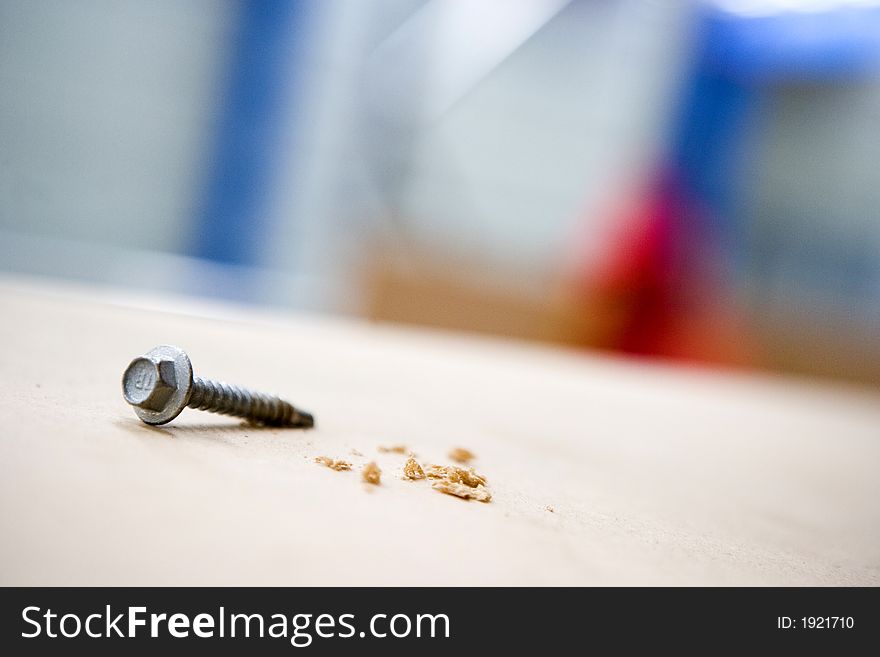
(299, 411), (315, 428)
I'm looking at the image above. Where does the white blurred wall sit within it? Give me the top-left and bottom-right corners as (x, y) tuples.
(0, 0), (233, 252)
(0, 0), (689, 311)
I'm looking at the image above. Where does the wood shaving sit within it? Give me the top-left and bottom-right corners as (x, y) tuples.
(378, 445), (408, 454)
(315, 456), (351, 471)
(545, 505), (555, 513)
(424, 465), (445, 479)
(425, 463), (491, 502)
(316, 452), (491, 501)
(350, 449), (364, 457)
(362, 461), (381, 485)
(432, 480), (492, 503)
(425, 465), (487, 488)
(448, 447), (475, 463)
(402, 457), (425, 480)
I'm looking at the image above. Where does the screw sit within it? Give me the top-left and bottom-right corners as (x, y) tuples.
(122, 345), (314, 427)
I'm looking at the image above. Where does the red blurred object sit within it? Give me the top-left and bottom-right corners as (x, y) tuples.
(578, 171), (755, 366)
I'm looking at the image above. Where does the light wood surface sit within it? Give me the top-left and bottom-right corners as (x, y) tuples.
(0, 277), (878, 585)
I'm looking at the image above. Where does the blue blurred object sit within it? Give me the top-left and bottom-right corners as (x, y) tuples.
(703, 2), (880, 82)
(192, 0), (306, 267)
(644, 0), (880, 374)
(671, 1), (880, 269)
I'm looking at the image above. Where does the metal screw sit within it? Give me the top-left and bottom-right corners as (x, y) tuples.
(122, 345), (314, 428)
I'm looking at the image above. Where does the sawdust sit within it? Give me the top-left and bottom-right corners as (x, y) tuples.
(432, 480), (492, 503)
(362, 461), (381, 485)
(425, 465), (487, 488)
(422, 463), (491, 503)
(317, 451), (491, 502)
(448, 447), (475, 464)
(378, 445), (408, 454)
(315, 456), (352, 471)
(402, 457), (425, 480)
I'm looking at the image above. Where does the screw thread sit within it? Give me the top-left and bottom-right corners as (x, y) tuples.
(187, 376), (314, 427)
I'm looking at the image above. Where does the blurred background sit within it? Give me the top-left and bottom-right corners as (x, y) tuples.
(2, 0), (880, 384)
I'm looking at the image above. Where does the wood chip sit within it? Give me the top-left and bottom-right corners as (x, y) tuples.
(448, 447), (475, 463)
(424, 465), (445, 479)
(425, 465), (487, 488)
(432, 480), (492, 503)
(362, 461), (381, 485)
(402, 457), (425, 480)
(315, 456), (351, 471)
(378, 445), (408, 454)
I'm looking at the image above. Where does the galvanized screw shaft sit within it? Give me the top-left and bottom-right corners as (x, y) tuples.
(122, 344), (314, 428)
(187, 376), (312, 426)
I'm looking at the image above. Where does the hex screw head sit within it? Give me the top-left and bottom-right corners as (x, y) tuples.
(122, 356), (176, 411)
(122, 345), (193, 425)
(122, 344), (314, 428)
